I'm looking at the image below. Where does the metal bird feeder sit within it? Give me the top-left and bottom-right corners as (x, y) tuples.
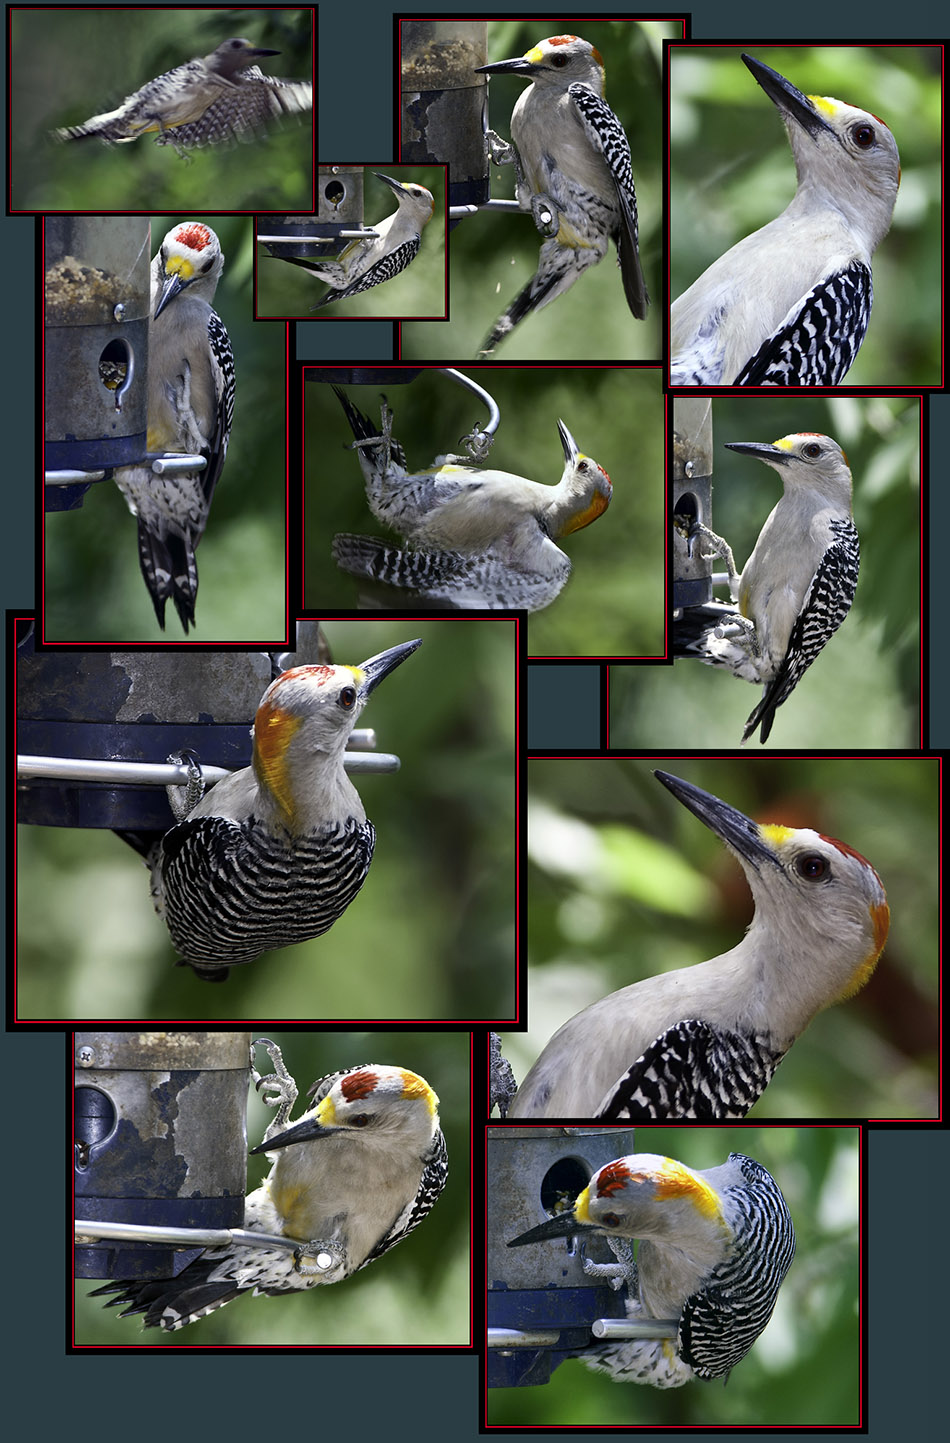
(401, 20), (489, 211)
(75, 1031), (252, 1281)
(259, 172), (373, 259)
(488, 1127), (639, 1387)
(672, 397), (714, 610)
(17, 622), (402, 833)
(44, 216), (151, 510)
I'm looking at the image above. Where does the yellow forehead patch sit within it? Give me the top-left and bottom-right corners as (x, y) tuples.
(166, 255), (194, 281)
(807, 93), (841, 119)
(773, 436), (795, 452)
(344, 665), (365, 685)
(760, 823), (795, 846)
(574, 1185), (592, 1223)
(315, 1093), (337, 1126)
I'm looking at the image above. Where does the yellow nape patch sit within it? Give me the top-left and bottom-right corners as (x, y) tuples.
(254, 706), (304, 823)
(759, 823), (795, 847)
(654, 1159), (726, 1225)
(573, 1185), (592, 1224)
(807, 93), (842, 119)
(166, 255), (195, 281)
(399, 1069), (438, 1114)
(832, 901), (889, 1003)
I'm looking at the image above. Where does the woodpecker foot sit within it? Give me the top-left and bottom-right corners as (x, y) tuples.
(489, 1032), (518, 1118)
(530, 192), (560, 237)
(252, 1038), (298, 1127)
(687, 521), (740, 598)
(485, 128), (515, 166)
(165, 749), (205, 821)
(582, 1237), (638, 1294)
(293, 1238), (347, 1276)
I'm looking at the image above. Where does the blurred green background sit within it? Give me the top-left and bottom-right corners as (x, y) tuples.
(489, 1125), (859, 1426)
(503, 758), (938, 1119)
(45, 215), (286, 642)
(75, 1029), (470, 1347)
(13, 8), (313, 212)
(403, 19), (678, 361)
(305, 368), (664, 658)
(258, 168), (446, 319)
(613, 393), (920, 748)
(18, 620), (515, 1020)
(671, 45), (942, 385)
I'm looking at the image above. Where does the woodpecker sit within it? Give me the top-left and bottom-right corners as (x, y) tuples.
(269, 174), (435, 311)
(90, 1047), (447, 1331)
(475, 34), (648, 357)
(113, 222), (233, 633)
(508, 768), (889, 1119)
(53, 37), (311, 155)
(509, 1151), (795, 1387)
(332, 534), (577, 612)
(148, 638), (420, 980)
(679, 433), (859, 745)
(671, 53), (900, 385)
(332, 387), (610, 607)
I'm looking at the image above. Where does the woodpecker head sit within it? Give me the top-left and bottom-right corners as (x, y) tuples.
(655, 770), (889, 1007)
(476, 34), (606, 97)
(153, 222), (224, 317)
(741, 53), (900, 249)
(508, 1154), (728, 1247)
(553, 419), (612, 536)
(725, 434), (853, 508)
(372, 172), (436, 222)
(205, 37), (280, 75)
(250, 1064), (440, 1158)
(251, 639), (421, 824)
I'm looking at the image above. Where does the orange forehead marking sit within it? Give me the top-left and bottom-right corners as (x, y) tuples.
(174, 223), (213, 252)
(871, 901), (890, 954)
(595, 1160), (633, 1198)
(549, 35), (580, 46)
(340, 1068), (379, 1102)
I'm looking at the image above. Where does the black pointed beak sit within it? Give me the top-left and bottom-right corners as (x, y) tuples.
(507, 1213), (589, 1247)
(725, 441), (790, 466)
(249, 1116), (340, 1155)
(475, 56), (533, 78)
(654, 770), (781, 872)
(372, 172), (405, 193)
(741, 53), (836, 143)
(357, 637), (422, 697)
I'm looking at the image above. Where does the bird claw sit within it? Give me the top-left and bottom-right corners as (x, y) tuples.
(458, 426), (494, 463)
(165, 749), (205, 820)
(251, 1038), (298, 1126)
(485, 129), (514, 166)
(293, 1239), (347, 1276)
(531, 193), (560, 237)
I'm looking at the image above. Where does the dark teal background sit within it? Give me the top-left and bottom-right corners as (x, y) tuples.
(3, 0), (945, 1433)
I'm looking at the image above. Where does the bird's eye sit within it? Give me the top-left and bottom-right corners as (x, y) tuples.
(350, 1113), (370, 1127)
(803, 443), (822, 458)
(852, 124), (875, 148)
(339, 686), (357, 709)
(796, 853), (828, 881)
(552, 55), (569, 68)
(601, 1212), (620, 1228)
